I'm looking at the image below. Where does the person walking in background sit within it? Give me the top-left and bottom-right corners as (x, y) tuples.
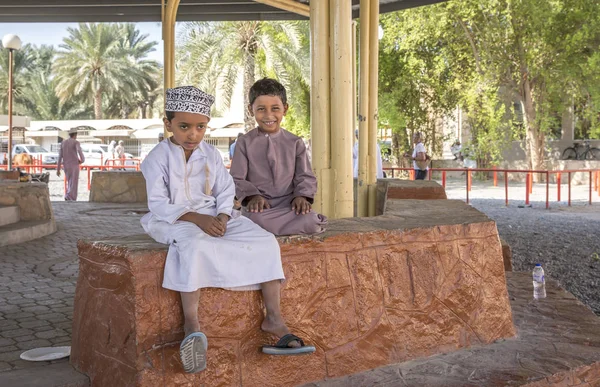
(108, 140), (117, 162)
(115, 140), (125, 169)
(229, 133), (243, 160)
(57, 127), (85, 201)
(352, 129), (384, 179)
(404, 131), (429, 180)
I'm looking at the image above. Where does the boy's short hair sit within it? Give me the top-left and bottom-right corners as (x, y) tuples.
(249, 78), (287, 106)
(165, 111), (176, 121)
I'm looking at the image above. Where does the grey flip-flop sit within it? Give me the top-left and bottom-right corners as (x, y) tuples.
(180, 332), (208, 373)
(262, 333), (316, 356)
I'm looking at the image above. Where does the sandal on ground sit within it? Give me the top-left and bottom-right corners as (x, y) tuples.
(262, 333), (316, 356)
(180, 332), (208, 373)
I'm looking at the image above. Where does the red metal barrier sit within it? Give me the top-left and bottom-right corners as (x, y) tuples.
(465, 170), (469, 204)
(504, 172), (509, 206)
(493, 166), (498, 187)
(546, 171), (550, 209)
(525, 172), (530, 205)
(382, 166), (600, 209)
(590, 171), (593, 205)
(568, 172), (572, 206)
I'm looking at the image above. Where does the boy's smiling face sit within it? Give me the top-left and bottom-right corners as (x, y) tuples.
(164, 111), (209, 154)
(249, 95), (288, 133)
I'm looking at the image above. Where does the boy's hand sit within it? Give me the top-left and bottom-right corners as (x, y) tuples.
(247, 195), (271, 213)
(291, 196), (311, 215)
(189, 213), (226, 237)
(216, 213), (230, 234)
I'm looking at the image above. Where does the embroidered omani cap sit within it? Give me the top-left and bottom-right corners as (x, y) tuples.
(165, 86), (215, 117)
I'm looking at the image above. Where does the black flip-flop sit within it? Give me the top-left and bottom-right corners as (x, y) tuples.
(262, 333), (316, 356)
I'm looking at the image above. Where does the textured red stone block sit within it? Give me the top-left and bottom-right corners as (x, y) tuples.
(71, 205), (515, 386)
(387, 185), (447, 200)
(500, 238), (513, 271)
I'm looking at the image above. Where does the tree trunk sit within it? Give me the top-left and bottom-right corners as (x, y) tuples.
(243, 41), (257, 133)
(94, 89), (103, 120)
(391, 131), (401, 166)
(521, 79), (545, 181)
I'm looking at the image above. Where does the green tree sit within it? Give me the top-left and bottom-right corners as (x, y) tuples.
(379, 10), (462, 163)
(176, 21), (309, 133)
(53, 23), (160, 120)
(379, 0), (600, 171)
(19, 46), (93, 120)
(0, 43), (35, 115)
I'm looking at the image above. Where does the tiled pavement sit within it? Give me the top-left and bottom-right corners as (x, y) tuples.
(0, 202), (147, 372)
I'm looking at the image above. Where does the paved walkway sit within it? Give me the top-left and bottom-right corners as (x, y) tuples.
(0, 202), (146, 372)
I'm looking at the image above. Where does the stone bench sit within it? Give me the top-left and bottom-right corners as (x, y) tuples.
(376, 179), (447, 215)
(71, 200), (515, 386)
(89, 171), (147, 203)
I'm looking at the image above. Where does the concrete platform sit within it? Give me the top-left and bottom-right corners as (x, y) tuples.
(0, 219), (57, 247)
(2, 271), (598, 387)
(305, 271), (600, 387)
(0, 362), (89, 387)
(0, 205), (19, 227)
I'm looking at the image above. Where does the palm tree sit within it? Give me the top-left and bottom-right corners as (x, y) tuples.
(177, 21), (309, 132)
(53, 23), (160, 120)
(0, 43), (35, 115)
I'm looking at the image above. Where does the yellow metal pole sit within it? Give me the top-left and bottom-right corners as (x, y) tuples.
(310, 0), (332, 216)
(357, 0), (370, 217)
(7, 49), (14, 171)
(329, 0), (354, 219)
(253, 0), (310, 17)
(352, 20), (357, 215)
(162, 0), (180, 137)
(367, 0), (379, 216)
(352, 21), (357, 139)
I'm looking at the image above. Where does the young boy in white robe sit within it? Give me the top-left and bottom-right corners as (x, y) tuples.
(140, 86), (315, 374)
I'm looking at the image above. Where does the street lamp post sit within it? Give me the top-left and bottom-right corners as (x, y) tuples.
(2, 34), (22, 171)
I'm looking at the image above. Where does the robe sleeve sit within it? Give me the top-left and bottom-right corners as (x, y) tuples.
(292, 139), (317, 203)
(230, 138), (261, 204)
(141, 153), (193, 224)
(76, 142), (85, 164)
(57, 143), (63, 171)
(211, 148), (235, 217)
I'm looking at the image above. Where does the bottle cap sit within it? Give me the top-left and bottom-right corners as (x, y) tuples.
(535, 263), (541, 266)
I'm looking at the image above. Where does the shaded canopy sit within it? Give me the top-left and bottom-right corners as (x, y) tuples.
(0, 0), (446, 23)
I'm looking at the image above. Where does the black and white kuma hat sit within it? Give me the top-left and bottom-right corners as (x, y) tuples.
(165, 86), (215, 117)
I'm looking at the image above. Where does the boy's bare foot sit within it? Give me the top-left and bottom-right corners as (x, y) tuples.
(261, 316), (300, 348)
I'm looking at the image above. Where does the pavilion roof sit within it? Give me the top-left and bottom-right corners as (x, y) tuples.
(0, 0), (446, 23)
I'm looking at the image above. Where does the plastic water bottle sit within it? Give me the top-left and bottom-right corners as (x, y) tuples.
(532, 264), (546, 299)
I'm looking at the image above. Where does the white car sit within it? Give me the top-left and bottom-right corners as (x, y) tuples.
(80, 144), (136, 168)
(12, 144), (59, 169)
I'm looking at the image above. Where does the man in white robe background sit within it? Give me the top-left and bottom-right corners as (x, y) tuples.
(140, 86), (315, 374)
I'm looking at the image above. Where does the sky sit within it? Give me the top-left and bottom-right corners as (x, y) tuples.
(0, 22), (165, 63)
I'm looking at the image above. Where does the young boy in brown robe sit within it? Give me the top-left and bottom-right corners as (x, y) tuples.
(230, 78), (327, 236)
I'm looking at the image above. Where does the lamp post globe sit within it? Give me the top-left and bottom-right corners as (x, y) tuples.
(3, 34), (22, 172)
(2, 34), (22, 51)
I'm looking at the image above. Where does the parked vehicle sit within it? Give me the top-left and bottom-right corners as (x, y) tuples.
(80, 143), (135, 168)
(12, 144), (59, 169)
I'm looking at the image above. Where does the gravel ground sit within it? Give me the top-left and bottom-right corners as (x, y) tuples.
(45, 173), (600, 315)
(446, 180), (600, 316)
